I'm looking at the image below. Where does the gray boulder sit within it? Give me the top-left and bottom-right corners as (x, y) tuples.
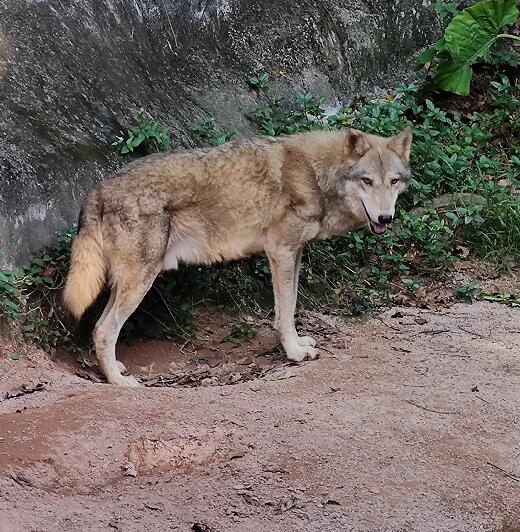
(0, 0), (440, 267)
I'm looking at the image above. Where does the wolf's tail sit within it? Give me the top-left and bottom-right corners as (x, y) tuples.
(63, 198), (106, 320)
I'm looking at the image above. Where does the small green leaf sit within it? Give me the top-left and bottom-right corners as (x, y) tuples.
(10, 353), (20, 361)
(417, 45), (438, 67)
(131, 133), (146, 147)
(431, 1), (459, 19)
(2, 299), (21, 313)
(417, 37), (447, 68)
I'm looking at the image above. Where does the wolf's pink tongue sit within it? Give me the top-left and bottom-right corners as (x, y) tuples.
(370, 221), (387, 235)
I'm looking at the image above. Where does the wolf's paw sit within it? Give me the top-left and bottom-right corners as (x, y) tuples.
(285, 344), (318, 363)
(297, 335), (317, 348)
(116, 360), (127, 374)
(109, 374), (141, 388)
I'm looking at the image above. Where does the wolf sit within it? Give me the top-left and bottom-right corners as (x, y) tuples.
(63, 127), (412, 386)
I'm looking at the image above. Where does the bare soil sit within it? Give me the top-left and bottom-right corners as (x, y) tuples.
(1, 296), (520, 531)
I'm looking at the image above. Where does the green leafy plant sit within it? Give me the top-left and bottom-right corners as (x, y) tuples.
(247, 73), (328, 135)
(401, 278), (420, 294)
(0, 228), (81, 353)
(112, 111), (171, 155)
(419, 0), (520, 95)
(193, 118), (235, 147)
(3, 69), (520, 351)
(248, 73), (270, 94)
(431, 1), (460, 19)
(225, 322), (256, 343)
(454, 282), (481, 302)
(446, 204), (486, 226)
(478, 292), (520, 306)
(0, 270), (25, 319)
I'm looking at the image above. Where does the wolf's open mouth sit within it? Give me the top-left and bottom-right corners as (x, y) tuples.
(369, 220), (388, 235)
(362, 202), (388, 235)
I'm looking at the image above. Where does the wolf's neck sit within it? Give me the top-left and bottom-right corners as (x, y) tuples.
(283, 131), (366, 235)
(282, 130), (348, 190)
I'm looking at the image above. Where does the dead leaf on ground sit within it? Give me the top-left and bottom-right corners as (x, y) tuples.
(143, 370), (210, 388)
(144, 501), (164, 511)
(238, 491), (261, 505)
(324, 498), (341, 506)
(453, 260), (474, 270)
(229, 445), (249, 459)
(122, 461), (137, 477)
(4, 381), (47, 401)
(40, 266), (59, 277)
(233, 483), (253, 490)
(76, 369), (104, 383)
(192, 524), (214, 532)
(10, 472), (34, 487)
(455, 245), (470, 258)
(274, 495), (299, 514)
(108, 519), (123, 531)
(392, 293), (412, 305)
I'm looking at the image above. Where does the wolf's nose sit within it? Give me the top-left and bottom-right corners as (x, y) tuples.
(378, 214), (393, 224)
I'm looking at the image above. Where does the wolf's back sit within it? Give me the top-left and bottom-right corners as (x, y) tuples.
(63, 196), (106, 320)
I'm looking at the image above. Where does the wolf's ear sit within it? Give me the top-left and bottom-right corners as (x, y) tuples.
(346, 128), (370, 157)
(388, 127), (413, 163)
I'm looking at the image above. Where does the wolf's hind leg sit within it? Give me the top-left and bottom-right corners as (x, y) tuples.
(95, 287), (129, 373)
(93, 267), (159, 386)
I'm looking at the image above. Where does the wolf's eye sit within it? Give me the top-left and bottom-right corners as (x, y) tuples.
(362, 178), (373, 186)
(391, 178), (400, 185)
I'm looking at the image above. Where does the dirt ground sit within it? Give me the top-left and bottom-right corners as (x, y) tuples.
(1, 295), (520, 531)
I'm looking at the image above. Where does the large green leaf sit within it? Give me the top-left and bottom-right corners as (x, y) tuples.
(444, 0), (519, 63)
(435, 0), (519, 95)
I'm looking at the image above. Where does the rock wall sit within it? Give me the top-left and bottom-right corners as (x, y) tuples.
(0, 0), (441, 267)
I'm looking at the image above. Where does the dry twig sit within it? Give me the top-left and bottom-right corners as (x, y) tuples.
(405, 399), (459, 415)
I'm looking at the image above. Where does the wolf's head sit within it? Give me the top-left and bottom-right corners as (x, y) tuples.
(341, 127), (413, 235)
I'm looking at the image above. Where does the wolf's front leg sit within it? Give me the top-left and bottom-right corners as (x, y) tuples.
(291, 248), (317, 349)
(266, 245), (318, 362)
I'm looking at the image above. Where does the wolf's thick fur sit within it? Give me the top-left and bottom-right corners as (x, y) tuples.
(64, 128), (412, 386)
